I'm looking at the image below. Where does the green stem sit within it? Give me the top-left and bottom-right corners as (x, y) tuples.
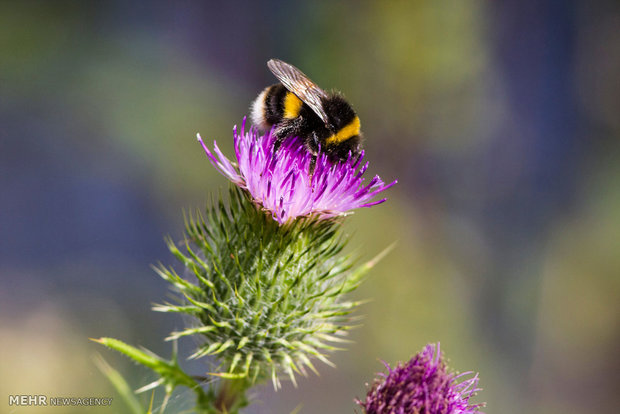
(208, 378), (250, 414)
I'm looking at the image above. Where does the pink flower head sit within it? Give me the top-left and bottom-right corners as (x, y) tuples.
(359, 343), (484, 414)
(198, 119), (396, 224)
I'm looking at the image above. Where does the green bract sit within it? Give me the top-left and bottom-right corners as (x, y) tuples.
(155, 185), (370, 389)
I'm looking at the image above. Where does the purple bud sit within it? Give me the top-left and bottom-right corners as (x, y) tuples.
(358, 343), (484, 414)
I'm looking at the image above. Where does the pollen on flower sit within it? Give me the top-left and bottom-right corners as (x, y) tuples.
(197, 118), (396, 224)
(358, 343), (484, 414)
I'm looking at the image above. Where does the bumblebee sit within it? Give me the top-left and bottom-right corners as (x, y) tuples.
(251, 59), (363, 163)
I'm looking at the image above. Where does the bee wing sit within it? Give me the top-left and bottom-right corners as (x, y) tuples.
(267, 59), (330, 126)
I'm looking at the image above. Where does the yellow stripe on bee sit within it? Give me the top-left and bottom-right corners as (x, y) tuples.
(283, 92), (303, 119)
(325, 116), (361, 145)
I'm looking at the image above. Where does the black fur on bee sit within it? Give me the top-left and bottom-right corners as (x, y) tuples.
(251, 59), (363, 164)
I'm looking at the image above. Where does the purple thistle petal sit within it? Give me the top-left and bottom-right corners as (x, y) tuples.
(359, 198), (387, 208)
(197, 118), (397, 224)
(197, 134), (243, 185)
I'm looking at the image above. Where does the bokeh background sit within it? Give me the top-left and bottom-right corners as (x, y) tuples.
(1, 1), (619, 413)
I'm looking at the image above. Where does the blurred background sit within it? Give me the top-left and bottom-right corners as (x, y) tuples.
(1, 1), (619, 413)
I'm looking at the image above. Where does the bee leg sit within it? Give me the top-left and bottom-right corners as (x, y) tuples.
(271, 118), (305, 156)
(304, 131), (322, 179)
(309, 155), (317, 177)
(272, 134), (283, 155)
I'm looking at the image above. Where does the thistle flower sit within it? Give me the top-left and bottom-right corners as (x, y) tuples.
(143, 118), (398, 396)
(96, 111), (397, 412)
(198, 118), (396, 224)
(359, 343), (483, 414)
